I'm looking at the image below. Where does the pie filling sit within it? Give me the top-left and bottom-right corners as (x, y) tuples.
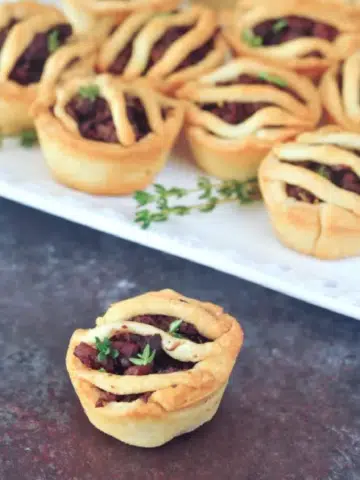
(74, 333), (195, 375)
(199, 71), (307, 124)
(65, 94), (151, 143)
(109, 24), (215, 75)
(128, 314), (209, 343)
(95, 389), (152, 408)
(285, 159), (360, 203)
(201, 100), (270, 125)
(0, 18), (18, 50)
(9, 23), (72, 85)
(252, 16), (338, 50)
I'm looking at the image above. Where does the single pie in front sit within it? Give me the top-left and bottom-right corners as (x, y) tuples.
(0, 1), (78, 134)
(66, 289), (243, 447)
(96, 6), (228, 94)
(320, 51), (360, 133)
(31, 75), (184, 195)
(176, 57), (321, 181)
(259, 126), (360, 259)
(222, 0), (360, 78)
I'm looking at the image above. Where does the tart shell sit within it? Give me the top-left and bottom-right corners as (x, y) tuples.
(259, 128), (360, 259)
(32, 76), (184, 195)
(176, 58), (321, 181)
(66, 289), (243, 447)
(222, 0), (360, 79)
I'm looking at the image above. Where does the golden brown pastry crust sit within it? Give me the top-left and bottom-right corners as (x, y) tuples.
(176, 57), (321, 181)
(0, 2), (69, 134)
(259, 126), (360, 259)
(96, 7), (228, 94)
(66, 289), (243, 447)
(223, 0), (360, 78)
(32, 75), (184, 195)
(62, 0), (181, 35)
(0, 3), (94, 135)
(320, 51), (360, 132)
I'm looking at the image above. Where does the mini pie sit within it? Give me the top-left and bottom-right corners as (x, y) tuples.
(31, 75), (184, 195)
(62, 0), (181, 36)
(0, 1), (80, 135)
(222, 0), (360, 78)
(259, 126), (360, 259)
(96, 6), (228, 94)
(66, 289), (243, 448)
(175, 58), (321, 181)
(320, 51), (360, 133)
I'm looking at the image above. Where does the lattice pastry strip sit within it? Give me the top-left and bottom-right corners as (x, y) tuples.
(0, 2), (76, 135)
(62, 0), (182, 36)
(0, 10), (68, 81)
(54, 75), (165, 147)
(175, 58), (320, 181)
(259, 126), (360, 259)
(66, 290), (243, 447)
(32, 75), (184, 195)
(320, 51), (360, 132)
(223, 0), (360, 78)
(96, 6), (227, 93)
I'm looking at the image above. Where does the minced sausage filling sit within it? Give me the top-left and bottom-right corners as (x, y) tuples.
(285, 159), (360, 203)
(129, 314), (209, 343)
(144, 25), (215, 73)
(253, 16), (338, 47)
(95, 389), (153, 408)
(9, 23), (72, 85)
(65, 94), (151, 143)
(74, 333), (195, 375)
(199, 72), (305, 124)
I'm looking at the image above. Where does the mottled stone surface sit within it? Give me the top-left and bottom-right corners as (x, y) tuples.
(1, 198), (360, 480)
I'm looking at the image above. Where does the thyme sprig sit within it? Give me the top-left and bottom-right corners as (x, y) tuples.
(130, 344), (156, 366)
(169, 319), (183, 338)
(79, 84), (100, 102)
(48, 29), (60, 53)
(242, 29), (263, 48)
(95, 336), (119, 362)
(134, 177), (261, 229)
(272, 19), (288, 34)
(0, 129), (38, 148)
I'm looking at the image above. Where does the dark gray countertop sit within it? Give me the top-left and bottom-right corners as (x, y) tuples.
(1, 197), (360, 480)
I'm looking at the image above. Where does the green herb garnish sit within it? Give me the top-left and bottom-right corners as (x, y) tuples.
(129, 344), (156, 366)
(20, 129), (38, 148)
(95, 336), (119, 363)
(99, 368), (106, 372)
(317, 165), (330, 179)
(272, 19), (288, 34)
(169, 319), (183, 338)
(79, 84), (100, 102)
(134, 177), (261, 229)
(242, 29), (263, 48)
(258, 71), (288, 88)
(48, 29), (60, 54)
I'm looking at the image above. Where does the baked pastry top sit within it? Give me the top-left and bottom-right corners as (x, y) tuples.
(223, 0), (360, 77)
(320, 51), (360, 133)
(0, 5), (73, 87)
(259, 126), (360, 259)
(175, 57), (321, 180)
(66, 289), (243, 447)
(32, 75), (184, 195)
(96, 6), (227, 93)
